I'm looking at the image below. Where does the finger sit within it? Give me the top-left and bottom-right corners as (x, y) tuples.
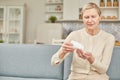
(82, 53), (92, 59)
(62, 44), (74, 50)
(61, 47), (68, 53)
(62, 42), (73, 47)
(65, 48), (74, 52)
(62, 44), (73, 48)
(77, 53), (86, 59)
(76, 50), (85, 58)
(76, 49), (87, 59)
(63, 42), (72, 45)
(83, 52), (92, 56)
(62, 47), (66, 50)
(62, 47), (74, 53)
(76, 49), (83, 54)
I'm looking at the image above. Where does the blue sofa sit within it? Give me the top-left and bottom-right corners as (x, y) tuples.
(0, 44), (119, 80)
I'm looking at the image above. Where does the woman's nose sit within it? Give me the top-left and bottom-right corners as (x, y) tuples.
(88, 17), (93, 22)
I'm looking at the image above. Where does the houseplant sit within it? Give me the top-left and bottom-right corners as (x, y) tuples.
(0, 40), (4, 43)
(49, 16), (57, 23)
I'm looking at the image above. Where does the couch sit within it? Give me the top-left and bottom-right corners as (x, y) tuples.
(0, 44), (119, 80)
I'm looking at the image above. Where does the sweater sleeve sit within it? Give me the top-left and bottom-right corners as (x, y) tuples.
(51, 48), (70, 66)
(51, 32), (75, 66)
(91, 35), (115, 74)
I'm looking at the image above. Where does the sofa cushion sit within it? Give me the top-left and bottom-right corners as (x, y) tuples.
(107, 46), (120, 80)
(0, 76), (60, 80)
(0, 44), (62, 80)
(110, 79), (120, 80)
(63, 53), (73, 80)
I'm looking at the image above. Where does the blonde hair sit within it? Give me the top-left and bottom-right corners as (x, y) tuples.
(81, 2), (101, 16)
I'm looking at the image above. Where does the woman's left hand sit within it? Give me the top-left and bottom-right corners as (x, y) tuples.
(76, 49), (95, 64)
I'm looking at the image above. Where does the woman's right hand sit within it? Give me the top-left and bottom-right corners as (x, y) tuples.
(58, 42), (75, 59)
(61, 42), (75, 54)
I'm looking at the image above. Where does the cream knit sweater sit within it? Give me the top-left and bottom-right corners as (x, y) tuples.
(51, 28), (115, 74)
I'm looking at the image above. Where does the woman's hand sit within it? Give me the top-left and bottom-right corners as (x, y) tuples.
(76, 49), (95, 64)
(62, 42), (75, 54)
(59, 42), (75, 59)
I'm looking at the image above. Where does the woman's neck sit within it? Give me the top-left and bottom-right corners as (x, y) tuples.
(86, 28), (100, 36)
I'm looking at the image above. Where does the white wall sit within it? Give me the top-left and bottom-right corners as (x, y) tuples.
(0, 0), (46, 43)
(63, 0), (80, 20)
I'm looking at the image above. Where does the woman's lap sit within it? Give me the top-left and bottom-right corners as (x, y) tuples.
(68, 71), (109, 80)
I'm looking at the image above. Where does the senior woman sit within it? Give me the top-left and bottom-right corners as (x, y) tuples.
(51, 2), (115, 80)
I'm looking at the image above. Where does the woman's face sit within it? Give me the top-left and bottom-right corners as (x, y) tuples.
(82, 8), (101, 30)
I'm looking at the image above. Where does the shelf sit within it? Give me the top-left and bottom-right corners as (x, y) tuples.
(45, 0), (63, 21)
(8, 32), (19, 34)
(46, 19), (120, 23)
(46, 2), (63, 5)
(101, 19), (120, 21)
(100, 7), (119, 9)
(46, 11), (63, 13)
(9, 18), (21, 21)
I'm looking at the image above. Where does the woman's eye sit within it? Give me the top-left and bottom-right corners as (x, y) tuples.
(92, 16), (96, 18)
(84, 16), (89, 19)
